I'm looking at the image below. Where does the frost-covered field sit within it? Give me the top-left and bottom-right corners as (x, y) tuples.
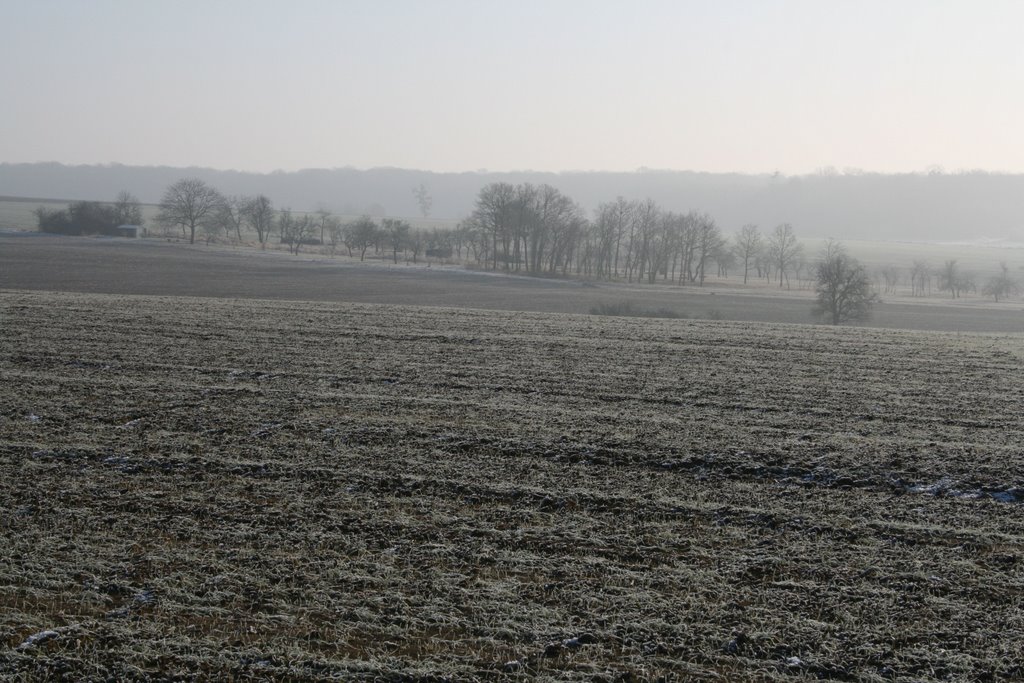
(1, 291), (1022, 681)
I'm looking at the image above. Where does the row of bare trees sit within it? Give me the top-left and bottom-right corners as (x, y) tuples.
(154, 178), (1018, 301)
(156, 178), (340, 255)
(157, 178), (455, 263)
(874, 259), (1020, 301)
(462, 183), (807, 288)
(155, 178), (810, 289)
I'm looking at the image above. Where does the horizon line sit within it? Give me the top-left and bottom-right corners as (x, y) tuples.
(1, 161), (1018, 178)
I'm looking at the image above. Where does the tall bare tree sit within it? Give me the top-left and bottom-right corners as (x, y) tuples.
(157, 178), (225, 245)
(910, 260), (931, 296)
(383, 218), (411, 263)
(315, 208), (335, 246)
(938, 259), (963, 299)
(413, 184), (433, 218)
(346, 217), (378, 261)
(471, 183), (516, 270)
(113, 190), (144, 227)
(241, 195), (275, 248)
(879, 265), (901, 295)
(768, 223), (802, 289)
(693, 213), (724, 286)
(733, 224), (761, 285)
(216, 196), (246, 242)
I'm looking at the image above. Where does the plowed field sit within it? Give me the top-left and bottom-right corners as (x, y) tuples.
(1, 290), (1022, 681)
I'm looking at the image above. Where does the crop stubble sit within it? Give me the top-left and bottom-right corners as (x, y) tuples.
(0, 290), (1022, 681)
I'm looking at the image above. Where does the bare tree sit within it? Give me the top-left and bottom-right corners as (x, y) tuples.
(277, 210), (317, 255)
(326, 219), (344, 256)
(157, 178), (225, 245)
(910, 260), (930, 296)
(346, 216), (378, 261)
(408, 228), (426, 263)
(982, 262), (1020, 302)
(813, 240), (879, 324)
(315, 208), (334, 246)
(880, 265), (901, 295)
(714, 239), (735, 277)
(733, 224), (761, 285)
(216, 196), (246, 243)
(938, 259), (966, 299)
(113, 190), (144, 227)
(383, 218), (411, 264)
(241, 195), (275, 248)
(201, 218), (220, 245)
(413, 184), (433, 218)
(768, 223), (802, 289)
(471, 183), (516, 270)
(277, 209), (295, 252)
(693, 213), (723, 286)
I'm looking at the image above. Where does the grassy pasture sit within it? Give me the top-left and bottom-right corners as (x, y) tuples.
(1, 291), (1022, 681)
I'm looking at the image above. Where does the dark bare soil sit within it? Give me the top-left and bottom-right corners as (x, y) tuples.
(2, 232), (1022, 332)
(1, 290), (1022, 681)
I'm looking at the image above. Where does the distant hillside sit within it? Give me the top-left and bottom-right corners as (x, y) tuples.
(1, 162), (1022, 242)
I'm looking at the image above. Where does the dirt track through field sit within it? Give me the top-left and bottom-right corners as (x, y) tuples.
(1, 290), (1022, 680)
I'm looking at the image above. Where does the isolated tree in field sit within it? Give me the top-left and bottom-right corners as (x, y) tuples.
(768, 223), (802, 289)
(813, 240), (879, 325)
(158, 178), (225, 244)
(241, 195), (275, 247)
(733, 224), (761, 285)
(346, 216), (378, 261)
(983, 262), (1020, 302)
(113, 190), (144, 226)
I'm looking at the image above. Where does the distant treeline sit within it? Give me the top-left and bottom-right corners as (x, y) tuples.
(462, 183), (803, 287)
(34, 192), (143, 236)
(7, 162), (1024, 241)
(36, 177), (1020, 304)
(144, 177), (808, 287)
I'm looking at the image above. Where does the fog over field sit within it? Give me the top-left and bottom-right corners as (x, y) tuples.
(3, 1), (1024, 681)
(2, 163), (1024, 243)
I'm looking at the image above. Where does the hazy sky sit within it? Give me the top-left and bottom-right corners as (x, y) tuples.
(2, 0), (1022, 174)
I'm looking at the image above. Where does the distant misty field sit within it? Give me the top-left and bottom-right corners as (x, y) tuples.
(0, 197), (161, 233)
(2, 194), (1021, 289)
(1, 290), (1022, 680)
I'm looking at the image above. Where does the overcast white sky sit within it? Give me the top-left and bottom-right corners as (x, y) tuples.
(2, 0), (1022, 174)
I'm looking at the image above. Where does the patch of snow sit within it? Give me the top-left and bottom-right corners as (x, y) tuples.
(17, 630), (59, 649)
